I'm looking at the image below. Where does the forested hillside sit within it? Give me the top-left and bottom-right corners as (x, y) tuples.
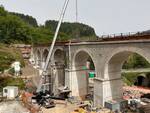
(45, 20), (96, 38)
(0, 6), (150, 70)
(123, 53), (150, 69)
(0, 6), (97, 44)
(10, 12), (38, 27)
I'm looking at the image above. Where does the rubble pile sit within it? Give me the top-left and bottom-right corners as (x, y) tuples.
(123, 86), (150, 99)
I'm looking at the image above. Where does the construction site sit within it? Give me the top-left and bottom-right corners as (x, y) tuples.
(1, 0), (150, 113)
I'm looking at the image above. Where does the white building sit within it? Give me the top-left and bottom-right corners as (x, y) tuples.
(3, 86), (18, 99)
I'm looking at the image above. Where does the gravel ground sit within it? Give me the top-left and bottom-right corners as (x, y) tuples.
(0, 101), (29, 113)
(42, 102), (77, 113)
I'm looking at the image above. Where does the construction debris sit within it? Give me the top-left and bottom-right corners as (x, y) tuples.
(58, 86), (71, 99)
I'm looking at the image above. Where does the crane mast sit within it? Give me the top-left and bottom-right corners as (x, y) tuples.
(37, 0), (70, 93)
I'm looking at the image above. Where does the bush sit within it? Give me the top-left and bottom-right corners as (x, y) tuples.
(0, 44), (25, 73)
(122, 72), (150, 86)
(123, 53), (150, 69)
(0, 76), (25, 92)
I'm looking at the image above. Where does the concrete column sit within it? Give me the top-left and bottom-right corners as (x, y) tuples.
(65, 69), (70, 88)
(57, 65), (65, 86)
(68, 69), (88, 98)
(41, 61), (45, 69)
(94, 77), (123, 107)
(51, 67), (59, 95)
(35, 59), (41, 68)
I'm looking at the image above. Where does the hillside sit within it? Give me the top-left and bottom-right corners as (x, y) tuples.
(0, 6), (97, 44)
(10, 12), (38, 27)
(1, 6), (150, 71)
(0, 44), (24, 72)
(45, 20), (96, 38)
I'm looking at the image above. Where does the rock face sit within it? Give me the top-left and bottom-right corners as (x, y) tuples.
(0, 101), (29, 113)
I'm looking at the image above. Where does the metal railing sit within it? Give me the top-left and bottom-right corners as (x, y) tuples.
(99, 31), (150, 39)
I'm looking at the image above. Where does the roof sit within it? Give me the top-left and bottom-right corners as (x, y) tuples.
(3, 86), (18, 89)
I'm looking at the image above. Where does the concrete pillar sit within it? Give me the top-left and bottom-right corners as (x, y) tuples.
(51, 67), (59, 95)
(65, 69), (70, 88)
(94, 78), (123, 107)
(35, 59), (41, 68)
(57, 65), (65, 86)
(41, 61), (45, 69)
(68, 69), (88, 98)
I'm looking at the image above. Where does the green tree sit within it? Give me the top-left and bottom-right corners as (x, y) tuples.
(123, 53), (150, 69)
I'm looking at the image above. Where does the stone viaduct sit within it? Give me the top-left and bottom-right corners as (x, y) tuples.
(32, 37), (150, 106)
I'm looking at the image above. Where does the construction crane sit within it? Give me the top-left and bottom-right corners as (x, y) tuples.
(36, 0), (70, 93)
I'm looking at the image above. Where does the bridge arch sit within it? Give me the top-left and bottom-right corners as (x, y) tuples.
(53, 49), (65, 65)
(71, 49), (96, 98)
(53, 48), (66, 88)
(43, 49), (49, 61)
(35, 49), (42, 67)
(41, 49), (49, 69)
(104, 47), (150, 79)
(103, 47), (150, 101)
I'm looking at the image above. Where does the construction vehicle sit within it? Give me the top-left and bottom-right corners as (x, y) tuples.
(33, 0), (70, 108)
(36, 0), (70, 93)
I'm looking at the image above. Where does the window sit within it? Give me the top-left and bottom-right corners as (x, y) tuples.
(4, 89), (7, 93)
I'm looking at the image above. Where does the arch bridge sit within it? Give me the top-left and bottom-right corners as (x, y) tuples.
(33, 36), (150, 106)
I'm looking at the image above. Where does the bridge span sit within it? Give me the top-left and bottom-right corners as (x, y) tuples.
(32, 36), (150, 106)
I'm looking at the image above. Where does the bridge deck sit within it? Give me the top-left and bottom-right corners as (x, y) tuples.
(34, 34), (150, 47)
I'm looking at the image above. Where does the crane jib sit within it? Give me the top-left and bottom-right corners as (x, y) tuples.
(37, 0), (70, 93)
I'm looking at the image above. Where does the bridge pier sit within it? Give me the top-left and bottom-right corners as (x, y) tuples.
(94, 77), (123, 106)
(35, 59), (42, 68)
(66, 69), (88, 98)
(41, 61), (46, 69)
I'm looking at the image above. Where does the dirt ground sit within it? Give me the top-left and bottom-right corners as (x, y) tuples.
(42, 102), (78, 113)
(0, 101), (29, 113)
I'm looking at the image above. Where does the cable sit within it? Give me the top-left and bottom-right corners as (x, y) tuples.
(76, 0), (78, 22)
(37, 0), (70, 93)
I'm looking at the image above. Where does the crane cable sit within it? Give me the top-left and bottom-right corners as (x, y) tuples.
(76, 0), (78, 22)
(37, 0), (70, 92)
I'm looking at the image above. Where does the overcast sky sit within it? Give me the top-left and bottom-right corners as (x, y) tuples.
(1, 0), (150, 36)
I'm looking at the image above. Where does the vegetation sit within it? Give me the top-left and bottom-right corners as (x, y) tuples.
(123, 53), (150, 69)
(0, 6), (32, 44)
(122, 72), (150, 86)
(45, 20), (96, 38)
(122, 72), (140, 86)
(10, 12), (38, 27)
(0, 44), (24, 72)
(1, 6), (150, 75)
(0, 76), (25, 91)
(0, 6), (97, 44)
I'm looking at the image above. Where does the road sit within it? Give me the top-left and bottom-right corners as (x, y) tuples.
(122, 68), (150, 73)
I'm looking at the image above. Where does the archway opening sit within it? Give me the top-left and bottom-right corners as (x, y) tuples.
(105, 51), (150, 102)
(36, 50), (41, 67)
(73, 51), (96, 100)
(42, 49), (48, 69)
(53, 49), (65, 87)
(122, 53), (150, 88)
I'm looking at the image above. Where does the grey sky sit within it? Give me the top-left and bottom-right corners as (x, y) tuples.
(1, 0), (150, 36)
